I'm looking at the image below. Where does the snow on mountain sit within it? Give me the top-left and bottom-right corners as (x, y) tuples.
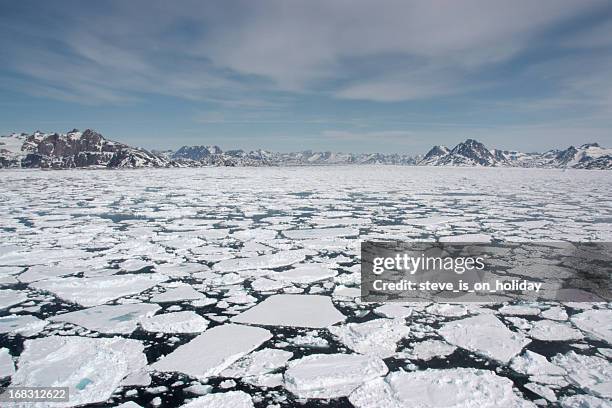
(419, 140), (611, 169)
(1, 130), (610, 169)
(0, 133), (27, 167)
(0, 129), (170, 169)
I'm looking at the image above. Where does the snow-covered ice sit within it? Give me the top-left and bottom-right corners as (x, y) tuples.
(140, 311), (209, 333)
(231, 294), (345, 328)
(11, 336), (148, 407)
(32, 273), (167, 307)
(1, 166), (610, 406)
(0, 347), (14, 378)
(439, 314), (530, 363)
(179, 391), (254, 408)
(151, 324), (271, 380)
(283, 353), (388, 399)
(349, 368), (536, 408)
(329, 318), (410, 358)
(571, 309), (612, 344)
(50, 303), (160, 334)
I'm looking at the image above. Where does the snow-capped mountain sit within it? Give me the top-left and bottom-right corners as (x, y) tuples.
(419, 140), (612, 169)
(1, 129), (610, 169)
(0, 129), (170, 169)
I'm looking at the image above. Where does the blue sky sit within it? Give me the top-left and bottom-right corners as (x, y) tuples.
(1, 0), (611, 154)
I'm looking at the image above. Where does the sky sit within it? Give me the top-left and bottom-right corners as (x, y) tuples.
(1, 0), (612, 154)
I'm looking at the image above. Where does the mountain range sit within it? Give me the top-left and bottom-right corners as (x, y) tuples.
(1, 129), (610, 170)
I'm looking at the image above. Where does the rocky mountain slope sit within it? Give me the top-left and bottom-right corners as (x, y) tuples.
(0, 129), (169, 169)
(1, 129), (610, 169)
(419, 140), (612, 169)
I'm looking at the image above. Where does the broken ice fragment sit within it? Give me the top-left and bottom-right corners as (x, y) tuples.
(140, 311), (209, 333)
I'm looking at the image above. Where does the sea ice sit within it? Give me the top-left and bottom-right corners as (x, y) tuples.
(213, 249), (309, 272)
(439, 314), (530, 363)
(528, 320), (583, 341)
(552, 351), (612, 399)
(0, 347), (14, 378)
(0, 289), (28, 310)
(32, 273), (167, 307)
(373, 304), (412, 319)
(220, 348), (292, 378)
(179, 391), (254, 408)
(406, 339), (457, 361)
(571, 309), (612, 344)
(140, 311), (209, 333)
(284, 353), (388, 399)
(510, 350), (566, 376)
(329, 318), (410, 358)
(11, 336), (147, 407)
(349, 368), (536, 408)
(50, 303), (160, 334)
(151, 324), (272, 380)
(231, 294), (345, 328)
(283, 227), (359, 240)
(268, 264), (337, 284)
(559, 395), (611, 408)
(0, 314), (47, 336)
(150, 285), (207, 303)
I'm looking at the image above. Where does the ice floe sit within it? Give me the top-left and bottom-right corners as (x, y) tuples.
(0, 288), (28, 310)
(50, 303), (160, 334)
(405, 339), (457, 361)
(221, 348), (292, 378)
(31, 273), (167, 307)
(150, 285), (207, 303)
(268, 263), (337, 284)
(528, 320), (583, 341)
(439, 314), (530, 363)
(0, 314), (47, 336)
(571, 309), (612, 344)
(140, 311), (209, 333)
(329, 318), (410, 358)
(179, 391), (254, 408)
(11, 336), (148, 407)
(552, 351), (612, 399)
(152, 324), (271, 380)
(284, 353), (388, 399)
(0, 347), (14, 378)
(231, 294), (345, 328)
(349, 368), (535, 408)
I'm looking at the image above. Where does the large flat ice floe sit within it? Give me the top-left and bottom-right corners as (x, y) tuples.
(180, 391), (254, 408)
(151, 324), (271, 380)
(50, 303), (160, 334)
(284, 353), (388, 399)
(231, 294), (345, 328)
(349, 368), (535, 408)
(438, 314), (530, 363)
(213, 249), (310, 272)
(31, 273), (167, 307)
(11, 336), (148, 407)
(329, 318), (410, 358)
